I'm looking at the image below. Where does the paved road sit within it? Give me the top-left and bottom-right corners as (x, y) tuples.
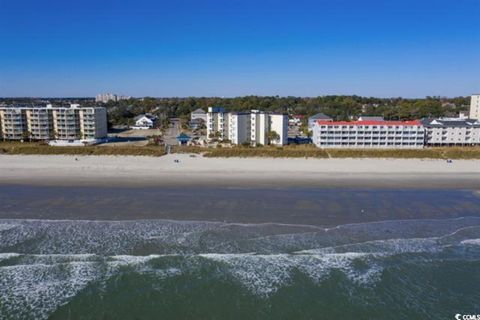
(164, 119), (181, 146)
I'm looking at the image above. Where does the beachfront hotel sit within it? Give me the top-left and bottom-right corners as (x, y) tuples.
(312, 119), (425, 148)
(207, 107), (288, 146)
(422, 117), (480, 146)
(0, 104), (108, 144)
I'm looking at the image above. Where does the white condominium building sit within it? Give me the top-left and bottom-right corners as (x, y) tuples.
(422, 118), (480, 146)
(95, 93), (131, 103)
(207, 107), (228, 140)
(228, 112), (250, 145)
(207, 107), (288, 146)
(0, 104), (108, 142)
(312, 119), (424, 148)
(269, 113), (288, 146)
(470, 95), (480, 120)
(250, 110), (269, 145)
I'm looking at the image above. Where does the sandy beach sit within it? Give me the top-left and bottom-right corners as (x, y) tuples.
(0, 154), (479, 188)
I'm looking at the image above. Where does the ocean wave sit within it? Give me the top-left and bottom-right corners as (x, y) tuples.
(2, 217), (480, 319)
(2, 217), (480, 256)
(460, 239), (480, 245)
(0, 254), (184, 320)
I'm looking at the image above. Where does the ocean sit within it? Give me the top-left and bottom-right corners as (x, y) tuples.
(1, 185), (480, 319)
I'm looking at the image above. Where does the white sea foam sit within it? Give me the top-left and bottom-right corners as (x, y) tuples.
(0, 260), (103, 320)
(460, 239), (480, 245)
(0, 223), (18, 232)
(0, 252), (20, 262)
(298, 238), (443, 256)
(0, 254), (185, 320)
(1, 217), (480, 318)
(201, 252), (382, 296)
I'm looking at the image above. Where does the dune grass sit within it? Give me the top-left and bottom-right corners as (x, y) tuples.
(203, 145), (480, 159)
(203, 145), (329, 158)
(0, 142), (166, 157)
(326, 147), (480, 159)
(170, 145), (205, 154)
(325, 148), (443, 159)
(1, 141), (479, 159)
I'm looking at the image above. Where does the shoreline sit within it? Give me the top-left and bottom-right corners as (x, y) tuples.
(0, 154), (480, 189)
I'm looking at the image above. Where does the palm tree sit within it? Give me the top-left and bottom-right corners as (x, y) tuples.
(22, 130), (32, 142)
(267, 130), (280, 145)
(49, 130), (57, 141)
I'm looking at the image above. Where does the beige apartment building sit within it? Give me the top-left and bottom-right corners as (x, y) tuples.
(471, 95), (480, 120)
(0, 104), (107, 143)
(0, 107), (26, 140)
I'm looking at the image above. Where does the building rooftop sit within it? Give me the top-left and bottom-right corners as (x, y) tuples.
(208, 106), (226, 113)
(134, 113), (157, 121)
(358, 116), (384, 121)
(229, 111), (251, 115)
(0, 104), (104, 110)
(191, 108), (206, 114)
(308, 113), (332, 121)
(316, 120), (422, 126)
(421, 118), (480, 128)
(176, 133), (191, 141)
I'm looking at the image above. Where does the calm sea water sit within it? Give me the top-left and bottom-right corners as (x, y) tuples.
(1, 186), (480, 319)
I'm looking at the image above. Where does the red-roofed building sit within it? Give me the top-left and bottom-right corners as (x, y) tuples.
(312, 119), (425, 148)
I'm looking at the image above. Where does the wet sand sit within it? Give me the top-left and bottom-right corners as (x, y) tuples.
(0, 154), (479, 188)
(1, 185), (480, 226)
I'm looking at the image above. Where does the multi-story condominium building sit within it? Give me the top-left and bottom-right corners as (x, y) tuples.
(0, 107), (26, 140)
(206, 107), (228, 140)
(207, 107), (288, 146)
(25, 106), (52, 140)
(250, 110), (269, 145)
(312, 119), (424, 148)
(269, 113), (288, 145)
(95, 93), (131, 103)
(471, 95), (480, 120)
(228, 112), (250, 145)
(0, 104), (107, 143)
(422, 118), (480, 146)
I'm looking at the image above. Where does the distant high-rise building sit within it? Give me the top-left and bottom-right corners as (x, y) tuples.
(95, 93), (131, 103)
(470, 95), (480, 120)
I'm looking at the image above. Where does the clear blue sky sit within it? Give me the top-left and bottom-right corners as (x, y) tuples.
(0, 0), (479, 98)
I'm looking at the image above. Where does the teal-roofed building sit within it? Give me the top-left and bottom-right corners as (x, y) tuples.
(176, 132), (191, 145)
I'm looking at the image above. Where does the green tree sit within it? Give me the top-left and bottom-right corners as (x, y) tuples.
(49, 130), (57, 141)
(267, 130), (280, 145)
(22, 130), (32, 142)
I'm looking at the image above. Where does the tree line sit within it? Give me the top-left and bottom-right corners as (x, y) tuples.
(1, 96), (471, 127)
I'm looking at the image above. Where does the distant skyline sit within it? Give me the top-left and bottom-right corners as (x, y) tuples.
(1, 0), (479, 98)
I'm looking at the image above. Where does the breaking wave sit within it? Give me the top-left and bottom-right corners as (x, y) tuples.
(1, 217), (480, 319)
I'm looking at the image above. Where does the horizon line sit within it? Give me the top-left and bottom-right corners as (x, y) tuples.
(0, 94), (474, 100)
